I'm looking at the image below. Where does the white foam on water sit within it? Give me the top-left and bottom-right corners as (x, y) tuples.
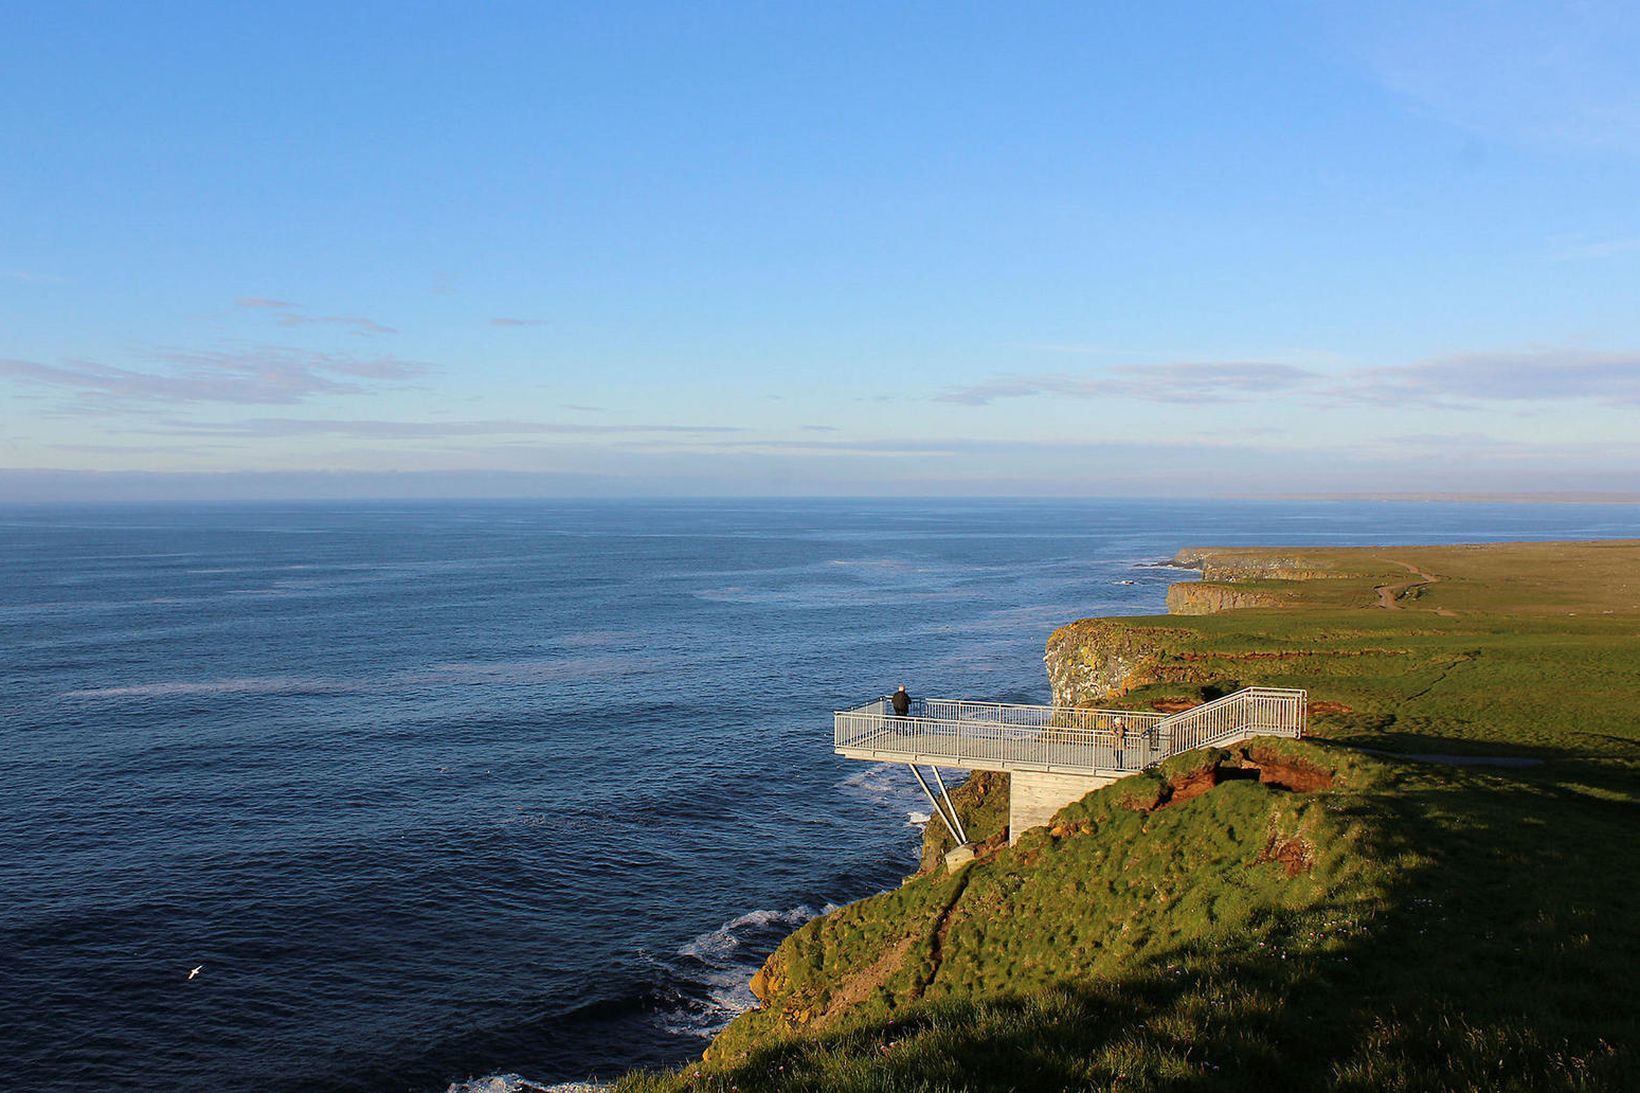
(907, 810), (932, 827)
(655, 901), (841, 1038)
(443, 1075), (573, 1093)
(677, 903), (833, 963)
(836, 762), (912, 804)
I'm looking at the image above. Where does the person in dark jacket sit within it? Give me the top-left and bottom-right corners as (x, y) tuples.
(891, 684), (910, 717)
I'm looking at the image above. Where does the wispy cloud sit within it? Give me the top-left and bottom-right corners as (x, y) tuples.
(1333, 348), (1640, 406)
(490, 317), (546, 327)
(1024, 343), (1115, 355)
(1346, 3), (1640, 155)
(612, 433), (1286, 458)
(0, 348), (429, 408)
(47, 442), (228, 455)
(1552, 237), (1640, 261)
(9, 426), (1639, 502)
(937, 362), (1316, 406)
(940, 347), (1640, 409)
(275, 314), (397, 335)
(235, 296), (394, 334)
(151, 417), (744, 439)
(1, 268), (68, 285)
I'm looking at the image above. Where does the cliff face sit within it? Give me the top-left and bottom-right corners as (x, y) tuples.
(1043, 550), (1331, 702)
(1042, 618), (1190, 706)
(1165, 582), (1282, 615)
(1162, 547), (1345, 615)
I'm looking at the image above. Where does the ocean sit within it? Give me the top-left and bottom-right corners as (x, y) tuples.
(4, 498), (1637, 1092)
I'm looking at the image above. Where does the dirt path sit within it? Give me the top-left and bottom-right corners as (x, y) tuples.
(811, 934), (917, 1029)
(1374, 560), (1453, 614)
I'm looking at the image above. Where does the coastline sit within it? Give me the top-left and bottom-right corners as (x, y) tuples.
(615, 539), (1640, 1091)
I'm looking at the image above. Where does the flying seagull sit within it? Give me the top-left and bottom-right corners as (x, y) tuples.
(187, 965), (203, 980)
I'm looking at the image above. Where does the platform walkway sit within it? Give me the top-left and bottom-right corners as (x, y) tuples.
(834, 686), (1306, 845)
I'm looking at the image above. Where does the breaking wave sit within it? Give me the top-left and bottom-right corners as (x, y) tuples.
(444, 1076), (567, 1093)
(652, 902), (840, 1038)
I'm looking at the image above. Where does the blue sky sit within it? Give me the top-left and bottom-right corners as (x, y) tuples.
(3, 1), (1639, 499)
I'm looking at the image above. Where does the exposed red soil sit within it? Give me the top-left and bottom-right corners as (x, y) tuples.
(1307, 700), (1354, 716)
(1167, 763), (1222, 804)
(1113, 760), (1222, 813)
(1100, 750), (1335, 819)
(1242, 747), (1336, 792)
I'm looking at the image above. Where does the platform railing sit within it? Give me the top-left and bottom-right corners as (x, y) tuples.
(1155, 687), (1307, 756)
(834, 687), (1305, 775)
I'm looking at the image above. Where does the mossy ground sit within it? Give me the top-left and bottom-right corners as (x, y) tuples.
(616, 541), (1640, 1091)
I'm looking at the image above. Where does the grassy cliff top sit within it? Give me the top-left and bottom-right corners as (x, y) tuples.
(1171, 539), (1640, 617)
(1050, 540), (1640, 765)
(617, 540), (1639, 1092)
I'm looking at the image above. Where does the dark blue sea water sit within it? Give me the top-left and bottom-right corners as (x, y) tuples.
(4, 499), (1638, 1093)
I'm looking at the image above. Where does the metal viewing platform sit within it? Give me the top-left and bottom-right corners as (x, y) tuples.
(834, 687), (1306, 845)
(834, 687), (1306, 776)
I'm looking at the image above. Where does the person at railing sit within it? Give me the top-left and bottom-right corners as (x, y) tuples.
(891, 684), (910, 717)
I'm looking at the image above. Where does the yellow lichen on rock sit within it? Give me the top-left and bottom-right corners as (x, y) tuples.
(1165, 582), (1284, 614)
(1042, 619), (1189, 705)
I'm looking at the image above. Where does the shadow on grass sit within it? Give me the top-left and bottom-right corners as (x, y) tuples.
(1314, 735), (1640, 813)
(626, 757), (1636, 1092)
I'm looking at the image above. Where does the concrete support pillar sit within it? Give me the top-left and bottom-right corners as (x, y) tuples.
(1009, 770), (1115, 843)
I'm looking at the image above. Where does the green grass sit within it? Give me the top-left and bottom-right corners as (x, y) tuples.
(615, 541), (1640, 1091)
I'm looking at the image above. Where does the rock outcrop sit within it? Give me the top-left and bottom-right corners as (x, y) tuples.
(1043, 619), (1190, 706)
(1172, 548), (1343, 582)
(1165, 582), (1283, 615)
(1161, 548), (1349, 615)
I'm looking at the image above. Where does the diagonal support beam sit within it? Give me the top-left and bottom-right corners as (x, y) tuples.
(928, 765), (969, 845)
(908, 763), (968, 846)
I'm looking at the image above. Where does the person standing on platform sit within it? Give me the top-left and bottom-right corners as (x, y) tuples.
(891, 684), (911, 717)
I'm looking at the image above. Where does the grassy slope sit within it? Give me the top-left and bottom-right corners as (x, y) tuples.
(618, 541), (1640, 1091)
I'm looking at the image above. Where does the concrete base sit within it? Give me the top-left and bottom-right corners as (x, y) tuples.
(1009, 770), (1115, 843)
(943, 843), (977, 870)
